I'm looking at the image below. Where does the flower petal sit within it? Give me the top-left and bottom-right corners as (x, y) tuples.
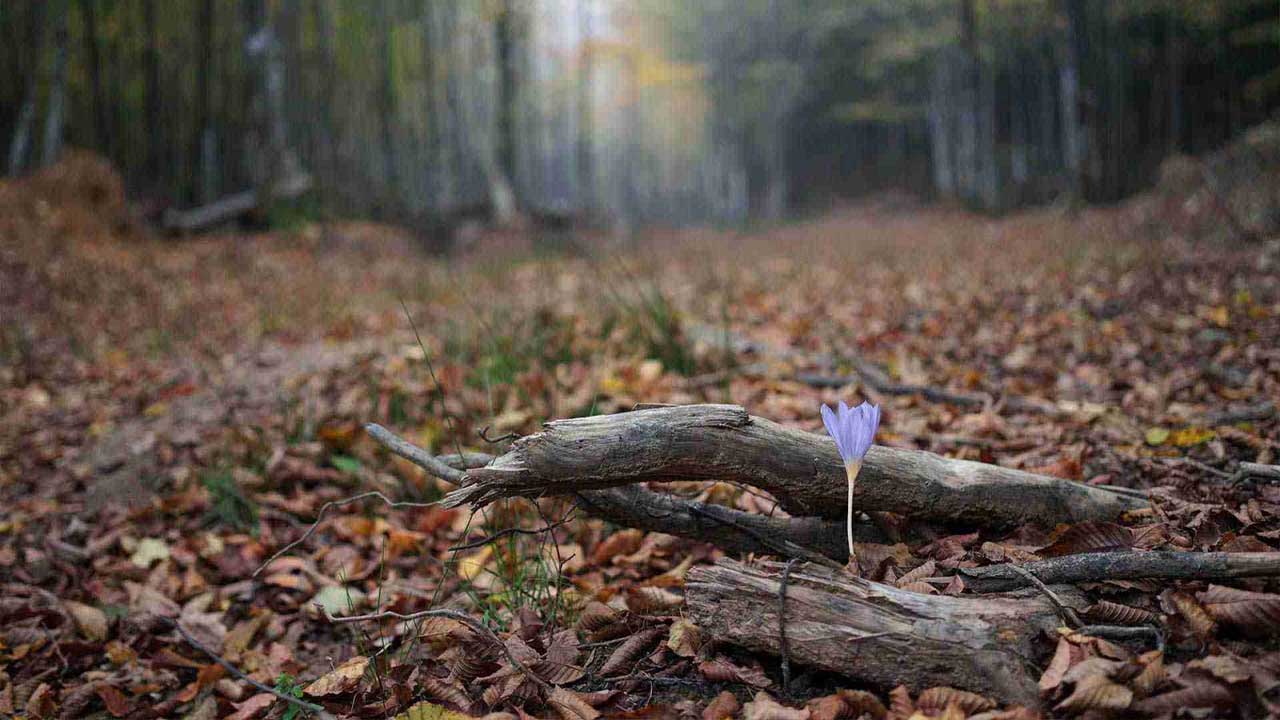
(820, 404), (841, 446)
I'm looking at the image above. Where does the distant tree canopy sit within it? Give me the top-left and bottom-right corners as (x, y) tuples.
(1, 0), (1277, 230)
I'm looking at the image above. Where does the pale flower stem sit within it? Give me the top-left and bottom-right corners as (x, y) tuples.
(845, 461), (862, 565)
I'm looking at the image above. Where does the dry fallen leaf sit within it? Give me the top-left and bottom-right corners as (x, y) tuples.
(1198, 584), (1280, 634)
(703, 690), (741, 720)
(64, 600), (109, 641)
(1054, 673), (1133, 714)
(304, 654), (369, 696)
(743, 691), (810, 720)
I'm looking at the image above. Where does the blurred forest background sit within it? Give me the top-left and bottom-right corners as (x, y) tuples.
(3, 0), (1280, 239)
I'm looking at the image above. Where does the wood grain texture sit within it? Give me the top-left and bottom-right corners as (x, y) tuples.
(444, 404), (1145, 528)
(957, 550), (1280, 592)
(686, 559), (1079, 706)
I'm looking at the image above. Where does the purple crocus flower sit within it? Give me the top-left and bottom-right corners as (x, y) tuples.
(820, 400), (881, 563)
(820, 400), (881, 465)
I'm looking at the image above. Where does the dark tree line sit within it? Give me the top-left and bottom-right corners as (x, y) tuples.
(1, 0), (1277, 230)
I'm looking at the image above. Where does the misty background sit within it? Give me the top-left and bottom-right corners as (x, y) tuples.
(3, 0), (1278, 243)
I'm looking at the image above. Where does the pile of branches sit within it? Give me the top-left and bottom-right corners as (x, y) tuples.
(368, 404), (1280, 713)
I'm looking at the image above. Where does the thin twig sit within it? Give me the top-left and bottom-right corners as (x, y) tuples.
(1006, 565), (1081, 628)
(1232, 462), (1280, 486)
(479, 425), (520, 444)
(1074, 624), (1165, 651)
(366, 422), (466, 483)
(319, 606), (553, 693)
(168, 618), (336, 720)
(254, 491), (438, 578)
(447, 516), (574, 552)
(778, 558), (798, 696)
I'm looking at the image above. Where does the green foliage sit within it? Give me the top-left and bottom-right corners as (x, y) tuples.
(329, 454), (363, 475)
(201, 469), (258, 532)
(273, 674), (308, 720)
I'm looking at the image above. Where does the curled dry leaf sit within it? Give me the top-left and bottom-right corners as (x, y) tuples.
(591, 529), (645, 566)
(1167, 590), (1217, 640)
(422, 676), (473, 712)
(1054, 673), (1133, 714)
(916, 687), (996, 715)
(304, 654), (369, 696)
(1084, 600), (1157, 626)
(1198, 584), (1280, 634)
(806, 695), (849, 720)
(836, 689), (888, 720)
(599, 627), (665, 677)
(63, 601), (109, 642)
(577, 601), (628, 642)
(667, 618), (702, 658)
(94, 683), (131, 718)
(896, 581), (937, 595)
(1132, 681), (1236, 715)
(1039, 637), (1074, 693)
(626, 586), (685, 616)
(1039, 522), (1134, 557)
(702, 690), (740, 720)
(743, 691), (810, 720)
(894, 560), (936, 588)
(1130, 651), (1167, 699)
(535, 629), (585, 685)
(698, 656), (773, 688)
(548, 688), (601, 720)
(225, 693), (276, 720)
(887, 686), (915, 720)
(445, 638), (500, 682)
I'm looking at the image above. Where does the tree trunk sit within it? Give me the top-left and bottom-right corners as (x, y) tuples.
(377, 0), (400, 210)
(488, 0), (521, 225)
(80, 0), (109, 152)
(193, 0), (215, 203)
(143, 0), (161, 184)
(39, 0), (69, 169)
(576, 0), (594, 213)
(1057, 0), (1087, 202)
(1165, 0), (1182, 154)
(7, 2), (45, 176)
(928, 50), (957, 198)
(442, 404), (1145, 528)
(956, 0), (979, 202)
(687, 559), (1079, 705)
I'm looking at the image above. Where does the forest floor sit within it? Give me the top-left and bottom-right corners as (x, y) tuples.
(3, 153), (1280, 720)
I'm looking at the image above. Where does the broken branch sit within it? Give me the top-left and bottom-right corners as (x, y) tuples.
(443, 404), (1145, 528)
(955, 551), (1280, 593)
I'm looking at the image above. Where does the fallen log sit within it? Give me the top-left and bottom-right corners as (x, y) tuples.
(442, 404), (1145, 528)
(367, 423), (875, 562)
(686, 559), (1082, 706)
(161, 170), (311, 234)
(955, 551), (1280, 593)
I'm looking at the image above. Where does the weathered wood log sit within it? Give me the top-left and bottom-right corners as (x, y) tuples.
(955, 551), (1280, 593)
(161, 170), (311, 234)
(575, 486), (876, 564)
(443, 405), (1145, 528)
(686, 559), (1081, 706)
(366, 423), (875, 562)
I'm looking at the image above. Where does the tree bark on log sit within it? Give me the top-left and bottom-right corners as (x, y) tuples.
(366, 423), (874, 563)
(686, 559), (1080, 706)
(443, 404), (1145, 528)
(955, 551), (1280, 593)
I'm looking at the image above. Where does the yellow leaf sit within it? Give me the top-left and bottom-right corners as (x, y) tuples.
(1145, 427), (1170, 446)
(393, 701), (474, 720)
(458, 545), (493, 582)
(1169, 427), (1216, 447)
